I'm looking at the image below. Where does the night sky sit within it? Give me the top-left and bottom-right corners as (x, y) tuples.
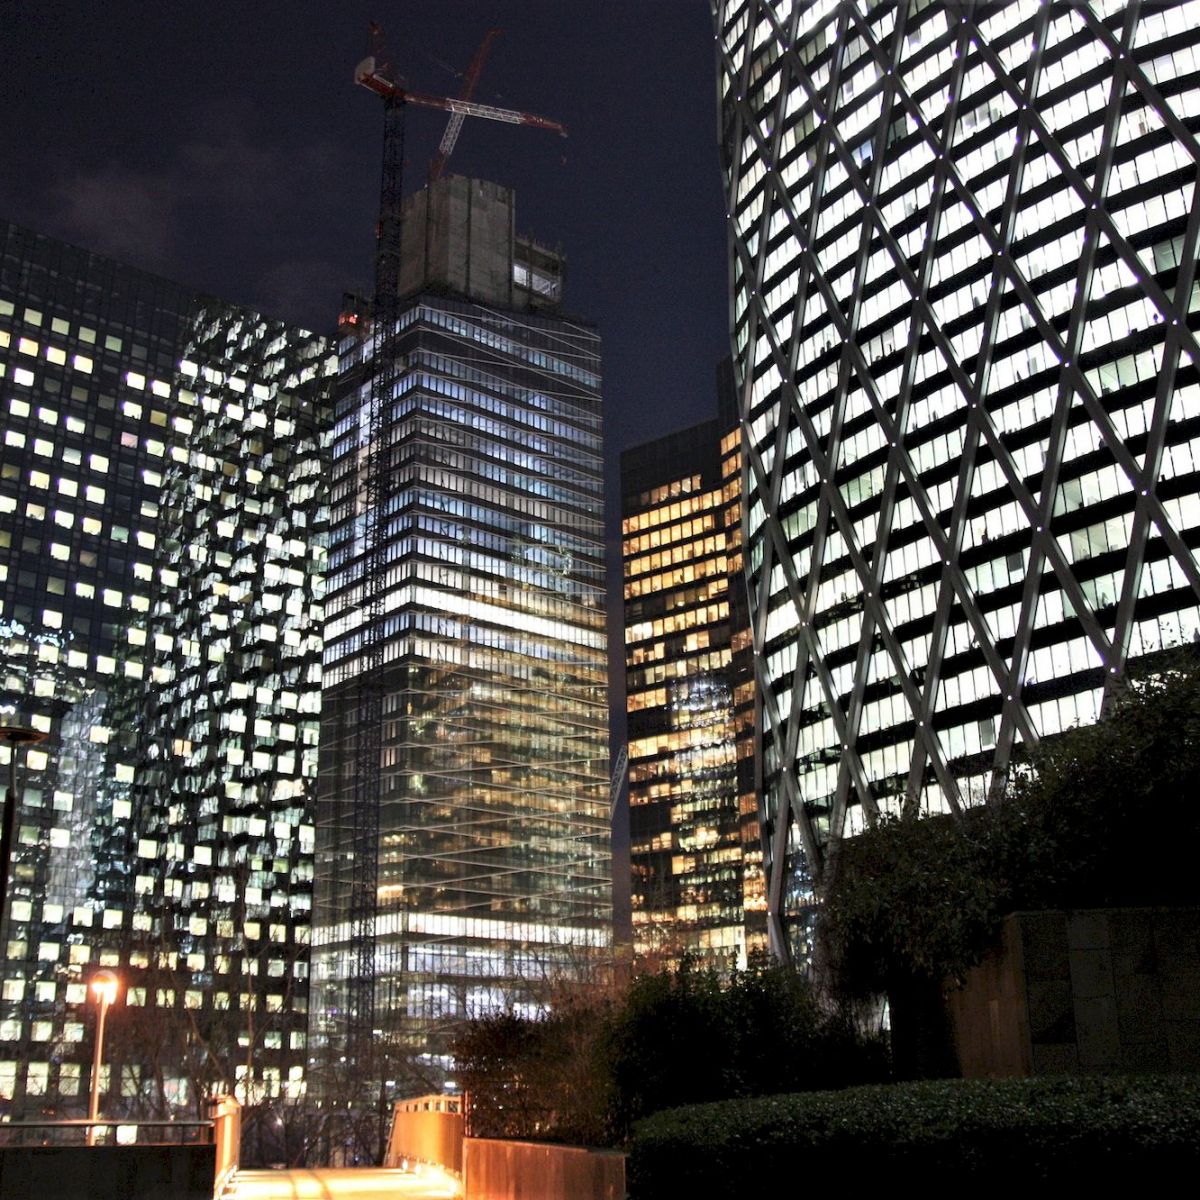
(1, 2), (731, 921)
(0, 1), (730, 447)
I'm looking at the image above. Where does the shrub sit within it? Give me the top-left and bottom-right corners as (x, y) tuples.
(453, 996), (616, 1146)
(629, 1075), (1200, 1196)
(452, 959), (888, 1147)
(604, 959), (886, 1135)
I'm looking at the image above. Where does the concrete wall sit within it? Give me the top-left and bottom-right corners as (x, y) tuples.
(399, 177), (516, 307)
(464, 1138), (624, 1200)
(947, 912), (1033, 1076)
(0, 1144), (216, 1200)
(950, 907), (1200, 1077)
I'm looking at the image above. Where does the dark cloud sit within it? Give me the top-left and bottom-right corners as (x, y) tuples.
(255, 257), (357, 330)
(51, 162), (178, 269)
(177, 138), (349, 211)
(41, 133), (357, 327)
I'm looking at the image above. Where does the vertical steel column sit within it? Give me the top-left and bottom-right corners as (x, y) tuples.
(347, 92), (406, 1068)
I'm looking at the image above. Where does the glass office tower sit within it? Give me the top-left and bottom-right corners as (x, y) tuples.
(0, 220), (331, 1115)
(715, 1), (1200, 957)
(0, 222), (193, 1113)
(126, 304), (331, 1107)
(622, 414), (766, 968)
(312, 177), (610, 1083)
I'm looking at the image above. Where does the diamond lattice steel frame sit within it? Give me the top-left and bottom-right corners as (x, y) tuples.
(715, 0), (1200, 957)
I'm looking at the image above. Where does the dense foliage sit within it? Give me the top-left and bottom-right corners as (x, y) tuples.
(628, 1075), (1200, 1196)
(820, 650), (1200, 1001)
(453, 988), (615, 1146)
(452, 959), (887, 1147)
(605, 959), (885, 1134)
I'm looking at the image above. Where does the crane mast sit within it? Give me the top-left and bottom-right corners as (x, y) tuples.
(343, 95), (404, 1076)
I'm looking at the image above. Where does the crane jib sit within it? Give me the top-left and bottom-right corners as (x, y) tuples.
(354, 58), (567, 138)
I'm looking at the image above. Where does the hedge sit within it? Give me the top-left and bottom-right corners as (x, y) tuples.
(629, 1075), (1200, 1195)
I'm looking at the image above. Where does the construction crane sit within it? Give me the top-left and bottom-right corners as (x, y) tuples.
(429, 27), (501, 182)
(344, 25), (567, 1078)
(354, 55), (568, 140)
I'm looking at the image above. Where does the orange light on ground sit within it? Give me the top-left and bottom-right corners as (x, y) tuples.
(229, 1165), (462, 1199)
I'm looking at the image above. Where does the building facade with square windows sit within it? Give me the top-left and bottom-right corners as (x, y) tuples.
(621, 402), (766, 969)
(310, 176), (611, 1087)
(715, 0), (1200, 958)
(0, 219), (332, 1117)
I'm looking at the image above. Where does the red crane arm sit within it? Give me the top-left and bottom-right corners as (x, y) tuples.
(355, 57), (567, 138)
(430, 27), (502, 182)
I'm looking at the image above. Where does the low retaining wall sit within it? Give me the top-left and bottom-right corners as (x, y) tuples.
(0, 1144), (217, 1200)
(950, 907), (1200, 1076)
(464, 1137), (625, 1200)
(385, 1093), (625, 1198)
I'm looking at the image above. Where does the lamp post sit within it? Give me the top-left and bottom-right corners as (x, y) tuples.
(87, 969), (120, 1146)
(0, 724), (47, 938)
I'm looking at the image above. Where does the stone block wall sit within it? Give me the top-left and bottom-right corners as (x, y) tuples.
(949, 908), (1200, 1077)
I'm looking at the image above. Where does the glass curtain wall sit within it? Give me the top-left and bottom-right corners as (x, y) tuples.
(0, 219), (331, 1114)
(313, 292), (610, 1082)
(622, 418), (767, 968)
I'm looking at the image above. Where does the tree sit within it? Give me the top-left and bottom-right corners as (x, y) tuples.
(97, 880), (316, 1165)
(453, 955), (626, 1146)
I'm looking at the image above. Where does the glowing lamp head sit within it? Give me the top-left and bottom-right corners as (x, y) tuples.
(90, 969), (120, 1007)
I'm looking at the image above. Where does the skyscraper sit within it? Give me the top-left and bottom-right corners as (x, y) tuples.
(621, 408), (766, 968)
(311, 176), (610, 1083)
(716, 0), (1200, 957)
(122, 303), (331, 1107)
(0, 219), (332, 1116)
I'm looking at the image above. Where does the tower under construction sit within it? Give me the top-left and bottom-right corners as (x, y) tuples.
(311, 175), (611, 1087)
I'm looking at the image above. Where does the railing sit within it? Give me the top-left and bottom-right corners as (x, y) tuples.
(0, 1094), (240, 1198)
(394, 1095), (464, 1115)
(0, 1118), (215, 1147)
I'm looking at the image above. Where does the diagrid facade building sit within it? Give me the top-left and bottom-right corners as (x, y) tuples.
(312, 176), (610, 1082)
(715, 1), (1200, 957)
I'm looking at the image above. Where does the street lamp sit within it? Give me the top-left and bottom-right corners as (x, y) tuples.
(87, 969), (120, 1146)
(0, 724), (47, 937)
